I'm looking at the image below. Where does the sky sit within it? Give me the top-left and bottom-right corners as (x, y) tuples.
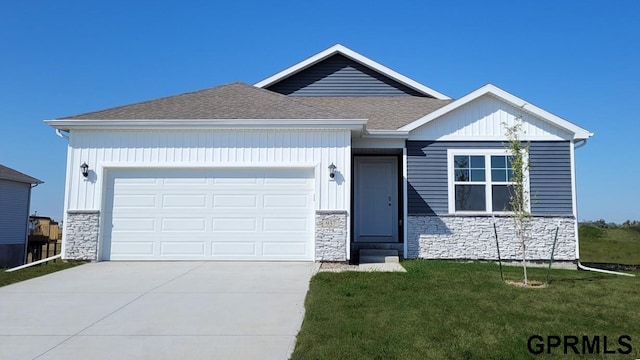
(1, 0), (638, 223)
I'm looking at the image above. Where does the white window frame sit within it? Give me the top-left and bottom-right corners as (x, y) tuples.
(447, 149), (530, 214)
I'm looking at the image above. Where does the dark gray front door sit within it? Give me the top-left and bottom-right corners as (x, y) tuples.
(354, 157), (398, 242)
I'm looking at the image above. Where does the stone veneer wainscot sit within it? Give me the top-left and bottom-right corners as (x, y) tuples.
(407, 215), (576, 261)
(65, 210), (100, 260)
(315, 210), (347, 261)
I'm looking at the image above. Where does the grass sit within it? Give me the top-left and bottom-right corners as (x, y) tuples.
(292, 261), (640, 359)
(0, 261), (83, 287)
(579, 225), (640, 264)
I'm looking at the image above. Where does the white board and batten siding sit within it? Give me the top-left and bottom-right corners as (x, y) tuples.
(64, 129), (351, 261)
(409, 95), (574, 141)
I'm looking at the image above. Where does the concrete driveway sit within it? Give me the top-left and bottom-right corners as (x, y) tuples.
(0, 261), (319, 360)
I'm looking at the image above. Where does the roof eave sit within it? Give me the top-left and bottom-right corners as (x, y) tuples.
(363, 130), (409, 139)
(44, 118), (369, 132)
(253, 44), (451, 100)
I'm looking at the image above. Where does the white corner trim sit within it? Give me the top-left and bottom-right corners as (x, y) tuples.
(44, 118), (368, 131)
(402, 147), (408, 259)
(400, 84), (593, 140)
(253, 44), (451, 100)
(569, 143), (578, 218)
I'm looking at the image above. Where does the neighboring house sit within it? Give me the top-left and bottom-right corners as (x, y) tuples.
(0, 165), (43, 267)
(29, 215), (62, 242)
(46, 44), (592, 263)
(28, 215), (62, 261)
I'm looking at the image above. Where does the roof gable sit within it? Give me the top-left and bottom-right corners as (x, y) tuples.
(402, 84), (593, 141)
(264, 54), (426, 97)
(0, 165), (42, 184)
(254, 44), (450, 100)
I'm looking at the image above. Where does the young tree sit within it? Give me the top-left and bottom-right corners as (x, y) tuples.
(504, 118), (531, 286)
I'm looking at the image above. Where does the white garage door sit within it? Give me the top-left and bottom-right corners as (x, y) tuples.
(103, 168), (315, 261)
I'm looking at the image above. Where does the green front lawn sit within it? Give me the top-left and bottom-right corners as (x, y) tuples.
(0, 261), (83, 287)
(292, 261), (640, 359)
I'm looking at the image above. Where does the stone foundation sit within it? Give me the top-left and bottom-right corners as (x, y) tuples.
(315, 210), (347, 261)
(407, 215), (576, 261)
(65, 210), (100, 260)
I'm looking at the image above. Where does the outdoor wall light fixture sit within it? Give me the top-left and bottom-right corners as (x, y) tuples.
(80, 162), (89, 178)
(328, 163), (337, 180)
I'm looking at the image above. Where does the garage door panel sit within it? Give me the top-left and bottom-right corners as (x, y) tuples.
(105, 168), (315, 261)
(211, 218), (257, 232)
(213, 194), (257, 208)
(161, 194), (207, 208)
(112, 218), (156, 231)
(213, 175), (258, 184)
(162, 177), (208, 185)
(262, 217), (310, 232)
(263, 194), (310, 208)
(111, 241), (155, 256)
(113, 194), (157, 208)
(114, 177), (158, 185)
(262, 242), (307, 256)
(161, 217), (207, 232)
(160, 242), (205, 256)
(211, 242), (256, 256)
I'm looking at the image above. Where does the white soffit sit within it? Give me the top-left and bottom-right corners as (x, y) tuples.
(254, 44), (451, 100)
(400, 84), (593, 140)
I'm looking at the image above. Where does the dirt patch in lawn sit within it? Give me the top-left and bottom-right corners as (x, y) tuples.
(504, 280), (547, 288)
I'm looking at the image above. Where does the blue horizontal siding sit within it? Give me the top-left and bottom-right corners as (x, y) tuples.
(528, 142), (573, 215)
(407, 141), (573, 215)
(266, 54), (428, 97)
(0, 179), (30, 245)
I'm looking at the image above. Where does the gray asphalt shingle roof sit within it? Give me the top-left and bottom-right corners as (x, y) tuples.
(0, 165), (43, 184)
(294, 97), (451, 130)
(62, 83), (356, 121)
(59, 82), (452, 130)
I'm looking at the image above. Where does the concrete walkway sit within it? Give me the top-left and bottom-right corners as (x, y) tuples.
(0, 261), (319, 360)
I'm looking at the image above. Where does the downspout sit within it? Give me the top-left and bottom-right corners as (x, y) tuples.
(54, 127), (71, 259)
(573, 139), (634, 277)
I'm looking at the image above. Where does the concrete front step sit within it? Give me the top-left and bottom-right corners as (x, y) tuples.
(359, 249), (400, 264)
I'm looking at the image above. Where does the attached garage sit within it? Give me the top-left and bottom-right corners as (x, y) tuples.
(102, 167), (315, 261)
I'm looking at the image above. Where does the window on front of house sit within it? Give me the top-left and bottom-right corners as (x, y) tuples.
(449, 150), (525, 213)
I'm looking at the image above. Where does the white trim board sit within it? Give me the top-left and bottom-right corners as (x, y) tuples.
(45, 118), (368, 131)
(253, 44), (451, 100)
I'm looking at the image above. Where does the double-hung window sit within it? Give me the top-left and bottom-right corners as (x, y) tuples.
(447, 149), (528, 213)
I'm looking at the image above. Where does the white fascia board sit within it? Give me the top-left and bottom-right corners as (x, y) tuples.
(362, 129), (409, 139)
(44, 118), (368, 131)
(400, 84), (594, 140)
(253, 44), (451, 100)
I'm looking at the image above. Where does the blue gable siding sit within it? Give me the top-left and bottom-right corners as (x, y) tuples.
(407, 141), (573, 216)
(265, 54), (428, 97)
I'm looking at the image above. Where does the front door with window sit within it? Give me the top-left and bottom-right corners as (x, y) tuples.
(354, 157), (399, 242)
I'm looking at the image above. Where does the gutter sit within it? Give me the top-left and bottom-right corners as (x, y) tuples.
(55, 129), (69, 140)
(573, 139), (634, 277)
(45, 118), (369, 131)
